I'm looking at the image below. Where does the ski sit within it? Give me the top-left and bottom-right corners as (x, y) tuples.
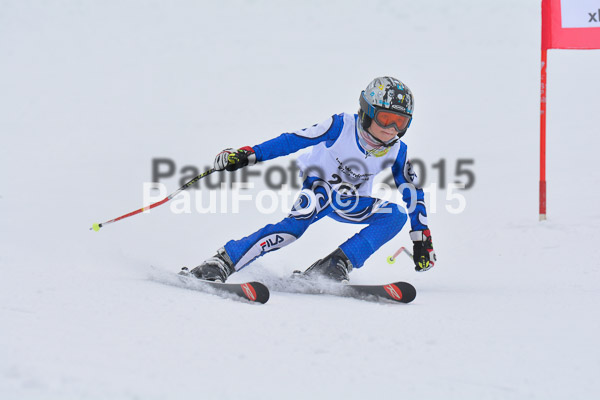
(176, 269), (270, 304)
(341, 281), (416, 304)
(268, 276), (416, 304)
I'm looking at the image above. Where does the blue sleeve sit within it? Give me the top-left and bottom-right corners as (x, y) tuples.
(391, 142), (429, 231)
(252, 114), (344, 162)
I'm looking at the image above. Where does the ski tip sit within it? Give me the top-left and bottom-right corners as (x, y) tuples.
(242, 282), (270, 304)
(384, 282), (417, 303)
(399, 282), (417, 303)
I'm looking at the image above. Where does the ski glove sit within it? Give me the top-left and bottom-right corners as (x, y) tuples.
(214, 146), (257, 171)
(410, 229), (437, 272)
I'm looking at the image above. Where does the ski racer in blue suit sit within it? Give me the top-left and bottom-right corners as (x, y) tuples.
(189, 77), (437, 283)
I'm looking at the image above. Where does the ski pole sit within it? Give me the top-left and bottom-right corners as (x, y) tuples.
(90, 168), (216, 232)
(387, 246), (413, 264)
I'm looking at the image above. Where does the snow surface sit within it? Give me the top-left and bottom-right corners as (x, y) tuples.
(1, 0), (600, 399)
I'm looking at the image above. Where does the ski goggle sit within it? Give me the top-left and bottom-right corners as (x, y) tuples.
(360, 91), (412, 132)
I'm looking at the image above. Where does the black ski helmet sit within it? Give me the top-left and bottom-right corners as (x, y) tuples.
(358, 76), (414, 138)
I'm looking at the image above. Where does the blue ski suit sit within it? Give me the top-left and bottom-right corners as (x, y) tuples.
(224, 113), (428, 270)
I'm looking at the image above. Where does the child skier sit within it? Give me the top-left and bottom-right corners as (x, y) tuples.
(188, 76), (436, 283)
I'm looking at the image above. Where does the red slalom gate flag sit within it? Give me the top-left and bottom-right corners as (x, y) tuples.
(542, 0), (600, 49)
(539, 0), (600, 221)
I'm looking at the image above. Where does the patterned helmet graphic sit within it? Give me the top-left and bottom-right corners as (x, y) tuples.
(361, 76), (414, 116)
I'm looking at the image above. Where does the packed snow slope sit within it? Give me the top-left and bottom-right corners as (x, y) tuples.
(1, 0), (599, 399)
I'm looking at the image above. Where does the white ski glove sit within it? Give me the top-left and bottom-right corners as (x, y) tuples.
(214, 146), (257, 171)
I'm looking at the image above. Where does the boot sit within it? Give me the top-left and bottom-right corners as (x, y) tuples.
(189, 248), (235, 283)
(303, 248), (353, 283)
